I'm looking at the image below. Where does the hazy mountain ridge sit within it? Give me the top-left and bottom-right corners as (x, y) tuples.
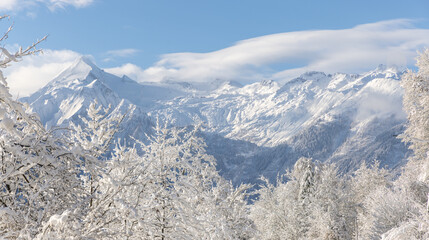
(21, 57), (410, 184)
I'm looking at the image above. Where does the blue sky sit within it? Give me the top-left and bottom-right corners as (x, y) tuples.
(1, 0), (429, 96)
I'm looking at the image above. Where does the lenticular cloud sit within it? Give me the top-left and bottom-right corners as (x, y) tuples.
(136, 19), (429, 83)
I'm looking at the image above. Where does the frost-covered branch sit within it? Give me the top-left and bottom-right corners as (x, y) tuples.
(0, 16), (47, 71)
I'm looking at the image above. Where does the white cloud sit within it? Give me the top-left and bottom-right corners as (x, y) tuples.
(106, 49), (139, 58)
(0, 0), (18, 11)
(105, 63), (147, 81)
(0, 0), (35, 11)
(5, 49), (81, 97)
(103, 48), (140, 62)
(47, 0), (94, 11)
(105, 63), (182, 83)
(0, 0), (94, 12)
(135, 19), (429, 84)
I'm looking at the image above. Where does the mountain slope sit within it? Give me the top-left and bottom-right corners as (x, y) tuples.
(152, 67), (404, 147)
(150, 65), (408, 183)
(22, 59), (410, 185)
(21, 57), (153, 142)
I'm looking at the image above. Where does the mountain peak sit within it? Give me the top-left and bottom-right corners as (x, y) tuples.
(260, 79), (275, 86)
(360, 64), (405, 82)
(226, 80), (243, 88)
(51, 56), (102, 86)
(375, 64), (388, 72)
(370, 64), (405, 74)
(68, 56), (101, 74)
(75, 56), (99, 70)
(299, 71), (328, 80)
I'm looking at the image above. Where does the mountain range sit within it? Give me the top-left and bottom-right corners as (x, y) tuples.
(21, 57), (410, 185)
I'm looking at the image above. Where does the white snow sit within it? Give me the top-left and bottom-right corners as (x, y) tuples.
(20, 57), (409, 183)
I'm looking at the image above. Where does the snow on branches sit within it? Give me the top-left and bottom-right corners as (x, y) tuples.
(0, 16), (83, 238)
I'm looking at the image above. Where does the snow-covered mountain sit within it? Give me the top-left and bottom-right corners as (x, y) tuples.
(22, 57), (410, 185)
(21, 57), (154, 142)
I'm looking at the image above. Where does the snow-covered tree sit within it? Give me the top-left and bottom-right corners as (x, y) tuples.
(117, 124), (254, 239)
(35, 101), (127, 238)
(251, 157), (354, 240)
(349, 161), (391, 239)
(308, 163), (355, 240)
(361, 185), (422, 240)
(368, 49), (429, 239)
(351, 49), (429, 239)
(69, 100), (125, 208)
(45, 121), (255, 239)
(250, 176), (297, 240)
(0, 15), (85, 238)
(401, 48), (429, 181)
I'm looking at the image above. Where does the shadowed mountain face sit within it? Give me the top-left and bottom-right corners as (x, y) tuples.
(22, 58), (410, 185)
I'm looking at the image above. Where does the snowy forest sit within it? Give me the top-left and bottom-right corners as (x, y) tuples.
(1, 17), (429, 240)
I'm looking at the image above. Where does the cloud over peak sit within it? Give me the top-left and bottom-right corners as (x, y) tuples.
(117, 19), (429, 84)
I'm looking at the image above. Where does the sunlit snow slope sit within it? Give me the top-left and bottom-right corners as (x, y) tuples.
(22, 58), (410, 185)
